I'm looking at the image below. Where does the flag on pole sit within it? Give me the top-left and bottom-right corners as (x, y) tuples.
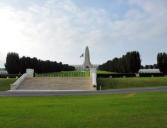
(80, 53), (84, 58)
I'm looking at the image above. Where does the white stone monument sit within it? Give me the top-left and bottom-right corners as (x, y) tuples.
(83, 46), (93, 70)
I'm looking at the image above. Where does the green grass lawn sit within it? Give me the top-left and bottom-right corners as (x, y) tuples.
(36, 70), (116, 77)
(0, 78), (16, 91)
(36, 70), (90, 77)
(0, 92), (167, 128)
(97, 77), (167, 90)
(96, 70), (116, 74)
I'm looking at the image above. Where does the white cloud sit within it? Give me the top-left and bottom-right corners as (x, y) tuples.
(128, 0), (167, 15)
(127, 0), (167, 42)
(108, 0), (167, 43)
(0, 0), (167, 67)
(0, 0), (109, 67)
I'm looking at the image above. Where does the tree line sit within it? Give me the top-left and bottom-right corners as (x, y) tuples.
(99, 51), (167, 73)
(140, 64), (158, 69)
(99, 51), (141, 73)
(5, 52), (75, 74)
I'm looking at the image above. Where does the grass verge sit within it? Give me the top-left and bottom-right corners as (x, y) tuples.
(0, 78), (16, 91)
(0, 92), (166, 128)
(97, 77), (167, 90)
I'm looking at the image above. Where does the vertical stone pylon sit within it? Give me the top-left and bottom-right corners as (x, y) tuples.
(83, 46), (92, 70)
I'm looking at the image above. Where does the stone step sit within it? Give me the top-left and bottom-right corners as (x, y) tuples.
(17, 77), (95, 90)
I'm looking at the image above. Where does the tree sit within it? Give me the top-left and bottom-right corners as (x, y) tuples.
(98, 51), (141, 73)
(5, 52), (20, 74)
(157, 53), (167, 73)
(5, 52), (75, 74)
(128, 51), (141, 73)
(19, 56), (27, 74)
(19, 56), (75, 73)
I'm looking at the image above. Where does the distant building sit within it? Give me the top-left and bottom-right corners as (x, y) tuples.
(138, 69), (161, 73)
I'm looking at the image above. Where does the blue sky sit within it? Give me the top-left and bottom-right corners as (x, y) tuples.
(0, 0), (167, 67)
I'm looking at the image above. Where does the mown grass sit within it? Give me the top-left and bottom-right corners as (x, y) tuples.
(0, 92), (167, 128)
(97, 77), (167, 90)
(36, 70), (116, 77)
(96, 70), (116, 74)
(0, 78), (16, 91)
(36, 70), (90, 77)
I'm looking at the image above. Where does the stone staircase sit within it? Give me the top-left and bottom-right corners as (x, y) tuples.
(16, 77), (95, 91)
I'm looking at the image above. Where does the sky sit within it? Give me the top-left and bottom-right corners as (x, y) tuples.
(0, 0), (167, 67)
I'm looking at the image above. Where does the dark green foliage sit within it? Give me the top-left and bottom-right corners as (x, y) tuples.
(99, 51), (141, 73)
(5, 52), (75, 74)
(5, 53), (20, 74)
(19, 56), (75, 74)
(141, 64), (158, 69)
(157, 53), (167, 73)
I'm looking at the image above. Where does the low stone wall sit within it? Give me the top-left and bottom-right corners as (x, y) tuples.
(11, 69), (34, 90)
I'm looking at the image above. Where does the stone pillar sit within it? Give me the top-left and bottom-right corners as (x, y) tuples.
(26, 69), (34, 78)
(136, 73), (140, 77)
(90, 68), (97, 87)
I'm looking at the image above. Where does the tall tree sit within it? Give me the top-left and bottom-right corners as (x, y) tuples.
(5, 52), (20, 74)
(157, 53), (167, 73)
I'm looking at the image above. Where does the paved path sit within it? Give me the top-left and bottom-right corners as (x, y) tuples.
(0, 86), (167, 96)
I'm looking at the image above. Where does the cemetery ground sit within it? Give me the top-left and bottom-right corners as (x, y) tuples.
(0, 92), (166, 128)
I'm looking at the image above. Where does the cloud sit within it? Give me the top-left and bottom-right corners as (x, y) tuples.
(128, 0), (167, 14)
(127, 0), (167, 41)
(0, 0), (109, 67)
(0, 0), (167, 67)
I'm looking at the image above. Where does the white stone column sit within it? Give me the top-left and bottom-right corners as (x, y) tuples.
(90, 68), (97, 87)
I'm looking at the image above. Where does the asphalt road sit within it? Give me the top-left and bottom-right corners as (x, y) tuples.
(0, 86), (167, 96)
